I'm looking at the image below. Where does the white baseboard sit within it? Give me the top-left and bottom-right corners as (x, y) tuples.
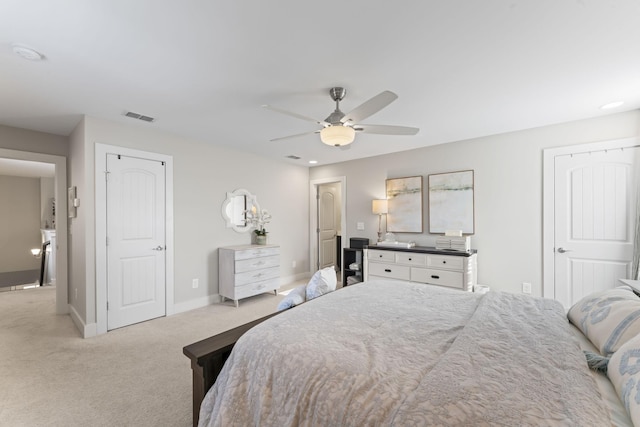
(69, 304), (97, 338)
(169, 294), (221, 315)
(169, 274), (311, 315)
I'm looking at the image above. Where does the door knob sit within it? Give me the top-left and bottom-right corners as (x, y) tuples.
(152, 245), (165, 251)
(557, 247), (572, 253)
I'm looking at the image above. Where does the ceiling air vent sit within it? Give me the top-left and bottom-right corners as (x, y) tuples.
(286, 155), (301, 160)
(124, 111), (155, 122)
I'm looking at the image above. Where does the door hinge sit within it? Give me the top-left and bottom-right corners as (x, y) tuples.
(107, 301), (109, 311)
(106, 237), (109, 246)
(104, 170), (110, 181)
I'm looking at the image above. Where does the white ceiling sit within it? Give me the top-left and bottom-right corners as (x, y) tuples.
(1, 1), (639, 167)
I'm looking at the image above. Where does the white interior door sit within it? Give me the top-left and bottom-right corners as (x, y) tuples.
(107, 154), (166, 330)
(554, 147), (639, 307)
(318, 186), (337, 269)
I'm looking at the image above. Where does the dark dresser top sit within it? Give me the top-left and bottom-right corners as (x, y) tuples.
(365, 245), (477, 257)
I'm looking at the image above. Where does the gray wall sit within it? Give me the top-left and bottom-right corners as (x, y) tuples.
(69, 116), (310, 328)
(0, 175), (41, 274)
(0, 125), (68, 157)
(310, 110), (640, 297)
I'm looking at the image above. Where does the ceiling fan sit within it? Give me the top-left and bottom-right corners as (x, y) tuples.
(263, 87), (419, 147)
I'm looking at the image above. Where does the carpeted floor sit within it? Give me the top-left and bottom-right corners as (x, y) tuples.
(0, 283), (299, 426)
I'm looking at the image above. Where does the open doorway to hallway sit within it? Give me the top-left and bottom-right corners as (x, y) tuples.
(310, 177), (346, 286)
(0, 149), (68, 314)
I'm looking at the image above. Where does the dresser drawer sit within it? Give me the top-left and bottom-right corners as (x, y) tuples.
(411, 268), (463, 289)
(234, 278), (279, 300)
(396, 252), (427, 266)
(235, 255), (279, 273)
(368, 262), (410, 281)
(368, 250), (396, 262)
(234, 266), (279, 286)
(426, 254), (463, 271)
(234, 246), (280, 261)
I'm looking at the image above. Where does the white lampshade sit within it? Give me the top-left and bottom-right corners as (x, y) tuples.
(31, 248), (41, 257)
(372, 199), (388, 215)
(320, 125), (355, 146)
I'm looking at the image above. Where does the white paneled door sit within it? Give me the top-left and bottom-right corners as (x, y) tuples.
(554, 147), (639, 307)
(106, 154), (166, 330)
(318, 186), (337, 270)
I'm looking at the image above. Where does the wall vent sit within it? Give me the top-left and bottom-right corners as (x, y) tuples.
(124, 111), (155, 122)
(286, 155), (301, 160)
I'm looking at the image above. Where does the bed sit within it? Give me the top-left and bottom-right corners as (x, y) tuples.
(185, 280), (638, 426)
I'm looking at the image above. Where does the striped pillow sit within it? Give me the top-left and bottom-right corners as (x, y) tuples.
(607, 333), (640, 425)
(568, 288), (640, 356)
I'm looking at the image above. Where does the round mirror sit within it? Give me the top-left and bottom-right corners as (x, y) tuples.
(221, 189), (260, 233)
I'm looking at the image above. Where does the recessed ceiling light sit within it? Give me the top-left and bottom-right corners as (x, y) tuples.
(308, 160), (318, 164)
(12, 44), (45, 61)
(600, 101), (624, 110)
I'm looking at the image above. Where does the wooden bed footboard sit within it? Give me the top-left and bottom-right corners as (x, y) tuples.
(183, 312), (279, 426)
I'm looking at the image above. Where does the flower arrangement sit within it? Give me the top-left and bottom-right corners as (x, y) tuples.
(246, 208), (272, 236)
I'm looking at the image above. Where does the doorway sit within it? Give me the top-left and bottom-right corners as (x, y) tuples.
(0, 148), (68, 314)
(310, 177), (346, 278)
(318, 183), (342, 270)
(543, 137), (640, 308)
(105, 154), (167, 330)
(95, 144), (174, 335)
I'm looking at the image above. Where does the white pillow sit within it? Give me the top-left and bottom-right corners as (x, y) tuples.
(607, 332), (640, 425)
(276, 284), (306, 311)
(306, 266), (337, 300)
(568, 287), (640, 356)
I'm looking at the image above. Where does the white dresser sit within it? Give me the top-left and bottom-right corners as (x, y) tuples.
(364, 246), (477, 291)
(219, 244), (280, 307)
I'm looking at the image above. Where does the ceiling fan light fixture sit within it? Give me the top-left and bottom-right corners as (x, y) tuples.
(320, 125), (355, 147)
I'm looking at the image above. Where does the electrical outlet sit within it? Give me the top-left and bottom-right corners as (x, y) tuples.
(192, 278), (199, 289)
(522, 282), (532, 294)
(357, 222), (365, 230)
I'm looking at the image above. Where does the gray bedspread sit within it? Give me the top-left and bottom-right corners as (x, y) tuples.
(199, 280), (611, 426)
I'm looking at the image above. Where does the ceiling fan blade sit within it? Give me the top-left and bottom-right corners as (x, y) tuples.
(354, 124), (419, 135)
(262, 105), (328, 126)
(269, 130), (319, 142)
(341, 91), (398, 124)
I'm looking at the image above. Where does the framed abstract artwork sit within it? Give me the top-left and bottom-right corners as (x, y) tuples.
(385, 176), (423, 233)
(428, 170), (474, 234)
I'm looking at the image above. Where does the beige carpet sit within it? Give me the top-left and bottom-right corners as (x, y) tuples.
(0, 283), (300, 426)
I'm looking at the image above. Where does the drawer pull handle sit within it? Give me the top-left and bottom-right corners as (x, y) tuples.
(252, 261), (266, 266)
(408, 258), (412, 261)
(431, 275), (440, 279)
(384, 269), (392, 273)
(442, 260), (446, 264)
(379, 255), (383, 258)
(253, 273), (264, 278)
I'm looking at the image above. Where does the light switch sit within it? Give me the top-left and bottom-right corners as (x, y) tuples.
(357, 222), (364, 230)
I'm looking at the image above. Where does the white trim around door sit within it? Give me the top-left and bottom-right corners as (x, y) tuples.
(95, 143), (174, 335)
(0, 148), (68, 314)
(543, 137), (639, 303)
(310, 176), (347, 274)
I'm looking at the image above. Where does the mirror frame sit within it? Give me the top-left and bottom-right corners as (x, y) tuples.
(221, 188), (260, 233)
